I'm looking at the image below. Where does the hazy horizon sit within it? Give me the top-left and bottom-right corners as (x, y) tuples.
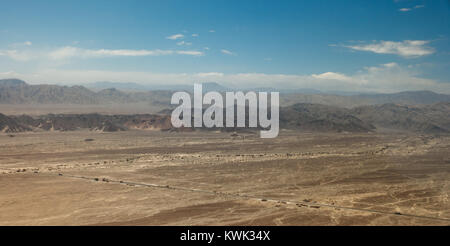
(3, 78), (450, 95)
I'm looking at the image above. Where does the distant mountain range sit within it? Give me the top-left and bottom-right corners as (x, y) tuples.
(1, 78), (448, 134)
(352, 91), (450, 105)
(0, 79), (172, 105)
(2, 79), (450, 108)
(86, 81), (230, 92)
(1, 102), (450, 134)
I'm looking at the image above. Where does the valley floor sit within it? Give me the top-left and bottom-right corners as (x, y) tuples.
(0, 130), (449, 225)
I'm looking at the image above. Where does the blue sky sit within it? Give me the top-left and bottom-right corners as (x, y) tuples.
(0, 0), (449, 92)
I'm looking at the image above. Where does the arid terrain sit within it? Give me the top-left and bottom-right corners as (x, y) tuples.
(1, 130), (449, 225)
(2, 0), (450, 230)
(1, 79), (450, 225)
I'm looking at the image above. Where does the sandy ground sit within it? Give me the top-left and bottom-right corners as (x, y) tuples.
(0, 130), (449, 225)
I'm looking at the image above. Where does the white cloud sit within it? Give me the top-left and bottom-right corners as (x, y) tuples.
(344, 40), (434, 57)
(176, 50), (203, 56)
(221, 49), (236, 56)
(312, 72), (358, 83)
(0, 49), (36, 61)
(399, 5), (424, 12)
(209, 30), (215, 33)
(381, 62), (398, 68)
(0, 71), (17, 76)
(50, 47), (183, 59)
(49, 46), (83, 59)
(3, 63), (449, 93)
(0, 46), (204, 61)
(176, 41), (192, 46)
(166, 34), (184, 40)
(10, 41), (32, 47)
(192, 34), (199, 37)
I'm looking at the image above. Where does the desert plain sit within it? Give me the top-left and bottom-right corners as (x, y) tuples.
(0, 129), (449, 225)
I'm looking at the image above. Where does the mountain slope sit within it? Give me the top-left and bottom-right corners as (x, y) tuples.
(0, 79), (98, 104)
(280, 103), (375, 132)
(351, 103), (450, 134)
(351, 91), (450, 105)
(0, 79), (172, 105)
(0, 113), (30, 132)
